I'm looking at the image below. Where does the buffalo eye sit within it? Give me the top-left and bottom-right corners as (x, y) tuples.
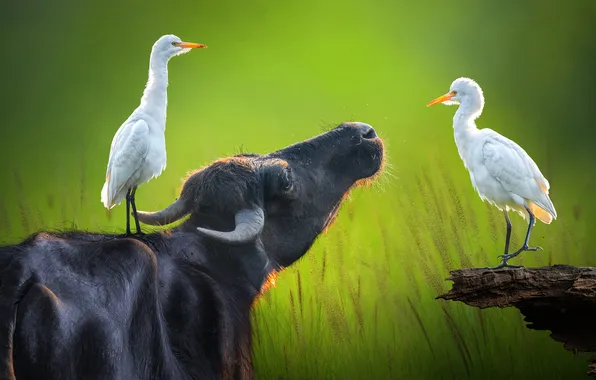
(280, 168), (294, 193)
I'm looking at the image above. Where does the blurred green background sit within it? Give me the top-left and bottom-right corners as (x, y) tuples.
(1, 0), (596, 378)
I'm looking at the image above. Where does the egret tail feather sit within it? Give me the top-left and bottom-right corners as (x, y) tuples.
(100, 182), (114, 209)
(101, 169), (130, 210)
(534, 194), (557, 220)
(528, 200), (553, 224)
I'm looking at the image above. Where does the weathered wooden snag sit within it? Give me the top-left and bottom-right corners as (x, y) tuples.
(437, 265), (596, 377)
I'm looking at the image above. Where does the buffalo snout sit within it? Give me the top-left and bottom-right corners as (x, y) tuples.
(340, 122), (378, 139)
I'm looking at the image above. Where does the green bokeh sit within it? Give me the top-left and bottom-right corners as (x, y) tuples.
(1, 0), (596, 378)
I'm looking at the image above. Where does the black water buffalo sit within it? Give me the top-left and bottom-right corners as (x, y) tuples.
(0, 122), (384, 380)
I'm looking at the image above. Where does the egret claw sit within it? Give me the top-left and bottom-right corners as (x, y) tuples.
(484, 261), (525, 270)
(497, 253), (515, 260)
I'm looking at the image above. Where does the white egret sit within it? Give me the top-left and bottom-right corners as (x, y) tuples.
(101, 34), (207, 235)
(427, 77), (557, 269)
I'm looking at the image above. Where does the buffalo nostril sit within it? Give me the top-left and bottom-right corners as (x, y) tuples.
(362, 127), (378, 139)
(340, 122), (378, 139)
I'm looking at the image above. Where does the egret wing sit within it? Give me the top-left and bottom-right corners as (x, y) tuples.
(103, 119), (150, 207)
(481, 130), (556, 217)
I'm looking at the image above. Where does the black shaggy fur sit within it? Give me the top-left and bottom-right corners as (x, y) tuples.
(0, 122), (383, 380)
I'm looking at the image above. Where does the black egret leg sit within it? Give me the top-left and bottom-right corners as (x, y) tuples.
(503, 210), (512, 256)
(502, 206), (543, 259)
(129, 186), (143, 235)
(125, 188), (132, 236)
(485, 210), (522, 269)
(490, 206), (543, 269)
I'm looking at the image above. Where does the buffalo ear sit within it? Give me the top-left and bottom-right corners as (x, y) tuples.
(192, 164), (266, 243)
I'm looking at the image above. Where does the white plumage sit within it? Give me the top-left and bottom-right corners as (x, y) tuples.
(427, 77), (557, 268)
(101, 34), (206, 235)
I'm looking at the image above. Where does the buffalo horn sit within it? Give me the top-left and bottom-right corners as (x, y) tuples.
(196, 207), (265, 244)
(136, 198), (191, 226)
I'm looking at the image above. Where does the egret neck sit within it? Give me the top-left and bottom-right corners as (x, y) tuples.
(452, 93), (484, 160)
(139, 52), (170, 127)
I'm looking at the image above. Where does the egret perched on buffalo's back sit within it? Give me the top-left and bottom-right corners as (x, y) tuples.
(426, 77), (557, 269)
(101, 34), (207, 236)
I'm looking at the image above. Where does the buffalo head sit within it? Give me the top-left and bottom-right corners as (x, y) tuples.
(137, 122), (384, 267)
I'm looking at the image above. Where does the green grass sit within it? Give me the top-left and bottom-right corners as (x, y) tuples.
(249, 159), (594, 379)
(246, 157), (592, 379)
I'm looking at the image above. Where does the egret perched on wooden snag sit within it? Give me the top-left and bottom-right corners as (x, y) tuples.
(427, 77), (557, 269)
(101, 34), (207, 236)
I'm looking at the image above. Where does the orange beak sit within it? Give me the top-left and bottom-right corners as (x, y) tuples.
(174, 42), (207, 49)
(426, 91), (456, 107)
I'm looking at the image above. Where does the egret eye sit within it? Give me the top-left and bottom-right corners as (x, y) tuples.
(452, 91), (458, 95)
(171, 42), (178, 46)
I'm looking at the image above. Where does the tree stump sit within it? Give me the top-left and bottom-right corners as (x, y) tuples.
(437, 265), (596, 377)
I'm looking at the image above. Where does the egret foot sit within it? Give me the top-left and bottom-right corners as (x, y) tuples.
(119, 229), (144, 239)
(484, 260), (525, 270)
(488, 245), (543, 270)
(497, 245), (543, 261)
